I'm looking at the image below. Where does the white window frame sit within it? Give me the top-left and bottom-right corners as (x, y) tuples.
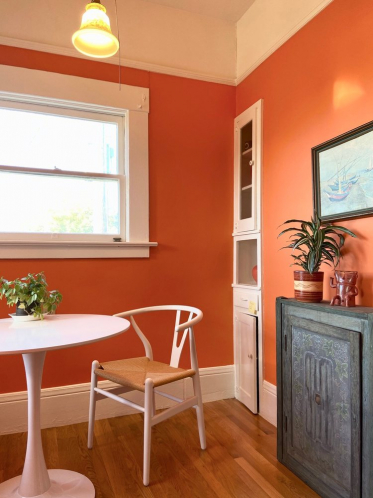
(0, 101), (126, 243)
(0, 65), (156, 258)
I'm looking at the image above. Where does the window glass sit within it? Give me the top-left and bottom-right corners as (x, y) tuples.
(0, 171), (120, 235)
(0, 107), (118, 174)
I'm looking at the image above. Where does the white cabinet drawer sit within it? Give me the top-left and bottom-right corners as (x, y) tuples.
(233, 290), (259, 311)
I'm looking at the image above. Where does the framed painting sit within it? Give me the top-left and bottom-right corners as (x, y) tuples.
(312, 119), (373, 221)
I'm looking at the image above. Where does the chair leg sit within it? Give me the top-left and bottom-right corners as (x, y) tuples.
(192, 374), (206, 450)
(143, 378), (154, 486)
(152, 393), (156, 417)
(88, 360), (100, 449)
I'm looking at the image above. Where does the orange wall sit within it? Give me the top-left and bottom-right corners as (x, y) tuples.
(0, 46), (235, 394)
(4, 0), (372, 393)
(237, 0), (373, 385)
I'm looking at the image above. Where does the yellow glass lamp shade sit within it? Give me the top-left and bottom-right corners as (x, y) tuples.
(72, 1), (119, 58)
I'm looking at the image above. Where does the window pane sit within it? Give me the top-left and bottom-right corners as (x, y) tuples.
(0, 108), (118, 174)
(0, 172), (120, 235)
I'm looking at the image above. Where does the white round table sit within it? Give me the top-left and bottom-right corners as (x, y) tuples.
(0, 314), (130, 498)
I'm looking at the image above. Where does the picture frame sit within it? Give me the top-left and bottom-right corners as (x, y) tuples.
(312, 119), (373, 222)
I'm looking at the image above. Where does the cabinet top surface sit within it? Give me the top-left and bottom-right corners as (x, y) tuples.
(277, 297), (373, 318)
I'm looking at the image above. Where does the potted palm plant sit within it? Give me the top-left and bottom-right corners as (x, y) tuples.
(0, 272), (62, 320)
(278, 214), (356, 302)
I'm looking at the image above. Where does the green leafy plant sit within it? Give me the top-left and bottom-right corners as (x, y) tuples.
(0, 272), (62, 319)
(278, 214), (356, 274)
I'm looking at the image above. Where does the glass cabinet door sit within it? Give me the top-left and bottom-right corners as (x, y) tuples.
(240, 121), (253, 224)
(234, 104), (260, 234)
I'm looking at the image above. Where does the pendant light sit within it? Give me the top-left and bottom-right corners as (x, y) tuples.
(72, 0), (119, 58)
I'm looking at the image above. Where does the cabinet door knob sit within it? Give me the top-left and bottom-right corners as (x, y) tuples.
(249, 160), (254, 166)
(248, 354), (253, 359)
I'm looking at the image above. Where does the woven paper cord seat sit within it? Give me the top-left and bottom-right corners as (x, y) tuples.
(95, 356), (195, 392)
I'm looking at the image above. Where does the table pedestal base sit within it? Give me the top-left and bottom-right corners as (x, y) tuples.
(0, 470), (95, 497)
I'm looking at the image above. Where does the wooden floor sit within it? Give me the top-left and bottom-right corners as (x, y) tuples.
(0, 399), (320, 497)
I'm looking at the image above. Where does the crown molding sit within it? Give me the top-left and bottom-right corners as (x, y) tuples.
(0, 36), (236, 87)
(236, 0), (333, 85)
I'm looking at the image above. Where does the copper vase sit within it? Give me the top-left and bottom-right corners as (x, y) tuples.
(330, 270), (358, 307)
(294, 271), (324, 303)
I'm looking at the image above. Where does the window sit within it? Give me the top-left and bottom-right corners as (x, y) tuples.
(0, 102), (124, 241)
(0, 64), (154, 258)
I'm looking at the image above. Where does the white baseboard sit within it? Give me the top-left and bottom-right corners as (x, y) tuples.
(260, 380), (277, 426)
(0, 365), (234, 435)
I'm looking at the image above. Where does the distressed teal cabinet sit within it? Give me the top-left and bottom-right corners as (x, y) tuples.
(276, 298), (373, 498)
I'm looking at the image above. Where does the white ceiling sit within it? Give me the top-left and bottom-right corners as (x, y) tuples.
(0, 0), (332, 84)
(140, 0), (256, 23)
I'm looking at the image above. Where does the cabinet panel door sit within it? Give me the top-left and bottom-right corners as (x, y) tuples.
(282, 314), (361, 498)
(235, 310), (258, 413)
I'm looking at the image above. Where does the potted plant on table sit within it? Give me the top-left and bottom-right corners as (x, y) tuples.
(0, 272), (62, 320)
(278, 214), (356, 302)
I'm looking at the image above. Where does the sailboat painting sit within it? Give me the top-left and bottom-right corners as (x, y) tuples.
(312, 120), (373, 221)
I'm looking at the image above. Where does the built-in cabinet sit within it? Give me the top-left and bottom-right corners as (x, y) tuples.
(233, 100), (262, 414)
(276, 298), (373, 498)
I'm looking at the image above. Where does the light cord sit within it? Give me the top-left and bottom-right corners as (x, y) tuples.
(114, 0), (121, 90)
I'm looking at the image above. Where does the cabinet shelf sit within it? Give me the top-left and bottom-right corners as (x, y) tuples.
(241, 184), (252, 191)
(232, 283), (260, 291)
(234, 235), (259, 288)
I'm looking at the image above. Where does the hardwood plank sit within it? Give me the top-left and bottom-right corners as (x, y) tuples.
(73, 422), (115, 498)
(157, 412), (232, 498)
(109, 413), (176, 497)
(169, 411), (270, 498)
(212, 400), (284, 466)
(94, 417), (147, 497)
(235, 457), (284, 498)
(203, 426), (272, 498)
(41, 427), (59, 469)
(205, 401), (320, 498)
(0, 399), (320, 498)
(151, 422), (219, 498)
(2, 431), (26, 481)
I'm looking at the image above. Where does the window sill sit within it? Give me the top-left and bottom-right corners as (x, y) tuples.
(0, 240), (158, 259)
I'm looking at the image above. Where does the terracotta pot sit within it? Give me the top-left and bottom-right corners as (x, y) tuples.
(294, 271), (324, 303)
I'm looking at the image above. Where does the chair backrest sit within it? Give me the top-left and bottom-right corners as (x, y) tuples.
(114, 305), (203, 369)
